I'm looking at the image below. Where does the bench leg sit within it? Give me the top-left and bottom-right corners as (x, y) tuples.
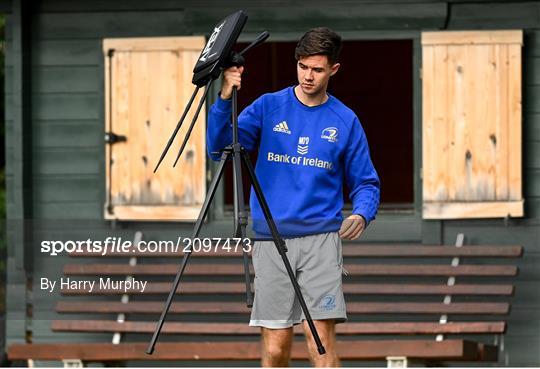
(387, 356), (408, 368)
(62, 359), (84, 368)
(497, 334), (509, 366)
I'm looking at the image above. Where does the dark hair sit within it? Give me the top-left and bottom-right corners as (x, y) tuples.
(295, 27), (342, 65)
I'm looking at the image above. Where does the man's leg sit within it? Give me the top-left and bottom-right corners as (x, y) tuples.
(302, 319), (340, 367)
(250, 238), (299, 366)
(260, 327), (294, 367)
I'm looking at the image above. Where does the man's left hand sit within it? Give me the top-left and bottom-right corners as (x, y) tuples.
(338, 214), (366, 240)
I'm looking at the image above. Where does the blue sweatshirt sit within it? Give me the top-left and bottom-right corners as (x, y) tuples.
(207, 86), (380, 237)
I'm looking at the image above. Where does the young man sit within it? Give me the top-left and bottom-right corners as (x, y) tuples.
(207, 27), (380, 367)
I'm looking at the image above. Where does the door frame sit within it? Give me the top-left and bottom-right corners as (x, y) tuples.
(206, 30), (425, 242)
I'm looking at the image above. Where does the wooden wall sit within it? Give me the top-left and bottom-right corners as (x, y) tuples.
(2, 0), (540, 366)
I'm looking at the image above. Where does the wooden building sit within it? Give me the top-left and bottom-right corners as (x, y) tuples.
(1, 0), (539, 366)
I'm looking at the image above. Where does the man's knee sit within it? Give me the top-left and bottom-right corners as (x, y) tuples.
(264, 342), (291, 361)
(305, 335), (335, 359)
(261, 327), (293, 364)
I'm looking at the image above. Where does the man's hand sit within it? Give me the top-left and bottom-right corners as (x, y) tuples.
(338, 214), (366, 240)
(220, 66), (244, 100)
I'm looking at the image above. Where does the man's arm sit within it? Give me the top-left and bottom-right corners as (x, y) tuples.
(206, 66), (262, 161)
(339, 117), (380, 240)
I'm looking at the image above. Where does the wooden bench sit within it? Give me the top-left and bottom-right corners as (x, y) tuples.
(8, 233), (522, 367)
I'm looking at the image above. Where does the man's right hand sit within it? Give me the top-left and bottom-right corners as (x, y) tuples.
(220, 66), (244, 100)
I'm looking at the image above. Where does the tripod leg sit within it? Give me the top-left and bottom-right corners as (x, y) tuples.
(147, 150), (230, 355)
(231, 145), (253, 307)
(229, 86), (253, 307)
(153, 85), (200, 173)
(173, 81), (213, 167)
(240, 150), (326, 355)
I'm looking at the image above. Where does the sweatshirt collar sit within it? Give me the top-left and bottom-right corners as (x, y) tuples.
(289, 86), (333, 111)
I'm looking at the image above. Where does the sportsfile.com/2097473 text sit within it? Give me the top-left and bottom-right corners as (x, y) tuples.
(40, 237), (253, 256)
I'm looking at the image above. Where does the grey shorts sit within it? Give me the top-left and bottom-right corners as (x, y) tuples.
(249, 232), (347, 329)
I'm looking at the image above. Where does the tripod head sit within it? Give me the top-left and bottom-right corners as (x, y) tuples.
(191, 10), (247, 87)
(153, 10), (269, 173)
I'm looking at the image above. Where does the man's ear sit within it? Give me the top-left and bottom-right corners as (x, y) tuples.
(330, 62), (340, 76)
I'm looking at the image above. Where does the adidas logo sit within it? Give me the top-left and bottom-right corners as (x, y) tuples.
(273, 121), (291, 134)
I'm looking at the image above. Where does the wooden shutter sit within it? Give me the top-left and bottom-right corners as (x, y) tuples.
(103, 37), (207, 221)
(421, 30), (524, 219)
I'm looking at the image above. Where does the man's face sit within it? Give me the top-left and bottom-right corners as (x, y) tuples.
(296, 54), (340, 97)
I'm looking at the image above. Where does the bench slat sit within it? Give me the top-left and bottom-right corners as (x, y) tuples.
(51, 320), (506, 335)
(63, 263), (518, 276)
(56, 301), (510, 315)
(67, 245), (522, 258)
(343, 245), (523, 258)
(7, 340), (488, 361)
(59, 281), (514, 296)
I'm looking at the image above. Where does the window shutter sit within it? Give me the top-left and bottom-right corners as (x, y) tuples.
(421, 30), (524, 219)
(103, 37), (207, 221)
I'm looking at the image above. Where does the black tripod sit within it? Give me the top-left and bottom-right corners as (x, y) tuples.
(147, 11), (325, 356)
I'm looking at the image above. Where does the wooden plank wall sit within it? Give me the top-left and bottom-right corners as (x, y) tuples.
(422, 30), (524, 219)
(2, 0), (540, 366)
(103, 37), (207, 221)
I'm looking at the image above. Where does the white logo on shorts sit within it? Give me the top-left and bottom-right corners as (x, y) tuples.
(318, 294), (336, 311)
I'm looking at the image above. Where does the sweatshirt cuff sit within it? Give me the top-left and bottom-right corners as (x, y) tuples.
(214, 94), (232, 114)
(353, 211), (371, 227)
